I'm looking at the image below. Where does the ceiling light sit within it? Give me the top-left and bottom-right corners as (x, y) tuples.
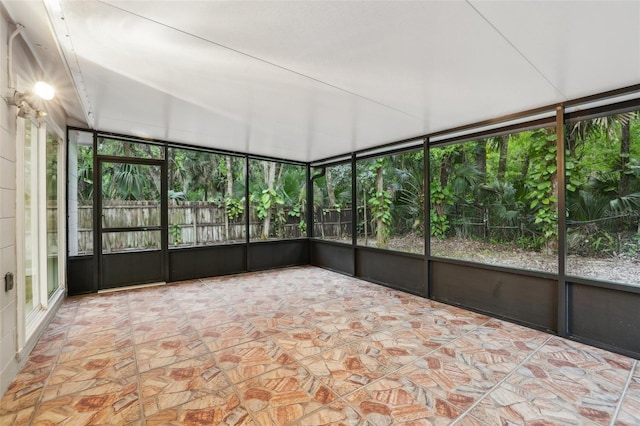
(33, 81), (55, 100)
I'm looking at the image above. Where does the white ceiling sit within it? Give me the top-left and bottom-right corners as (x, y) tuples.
(4, 0), (640, 162)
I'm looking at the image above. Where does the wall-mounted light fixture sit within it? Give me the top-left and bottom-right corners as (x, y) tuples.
(4, 23), (55, 119)
(6, 81), (55, 118)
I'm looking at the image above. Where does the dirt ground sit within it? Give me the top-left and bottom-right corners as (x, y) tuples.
(431, 237), (640, 286)
(350, 235), (640, 287)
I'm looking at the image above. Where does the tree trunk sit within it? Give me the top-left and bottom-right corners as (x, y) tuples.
(498, 135), (509, 181)
(521, 152), (530, 178)
(619, 121), (631, 195)
(475, 140), (487, 178)
(439, 157), (450, 189)
(375, 165), (386, 248)
(326, 170), (337, 206)
(363, 187), (368, 245)
(261, 162), (277, 240)
(226, 157), (234, 197)
(224, 157), (233, 240)
(276, 164), (284, 238)
(545, 134), (558, 255)
(436, 152), (453, 216)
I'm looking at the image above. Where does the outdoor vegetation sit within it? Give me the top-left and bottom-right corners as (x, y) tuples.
(313, 162), (353, 242)
(565, 112), (640, 283)
(429, 126), (560, 272)
(312, 149), (426, 255)
(68, 109), (640, 286)
(355, 150), (425, 253)
(70, 139), (308, 253)
(248, 160), (307, 242)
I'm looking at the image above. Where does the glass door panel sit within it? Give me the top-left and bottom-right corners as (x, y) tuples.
(23, 120), (38, 315)
(46, 134), (60, 297)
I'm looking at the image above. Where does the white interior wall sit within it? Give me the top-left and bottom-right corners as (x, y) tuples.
(0, 6), (68, 396)
(0, 7), (19, 397)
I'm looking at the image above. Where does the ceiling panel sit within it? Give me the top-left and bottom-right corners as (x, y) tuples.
(101, 0), (563, 135)
(55, 0), (428, 161)
(470, 0), (640, 99)
(4, 1), (640, 162)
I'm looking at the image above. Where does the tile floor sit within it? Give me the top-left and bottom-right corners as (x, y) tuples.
(1, 266), (638, 425)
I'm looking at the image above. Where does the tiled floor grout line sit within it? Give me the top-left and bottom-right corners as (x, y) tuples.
(126, 293), (147, 426)
(609, 358), (638, 426)
(449, 334), (554, 426)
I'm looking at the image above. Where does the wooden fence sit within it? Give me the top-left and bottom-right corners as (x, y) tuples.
(313, 207), (353, 239)
(74, 200), (306, 254)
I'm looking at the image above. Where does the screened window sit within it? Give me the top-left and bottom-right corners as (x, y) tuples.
(68, 129), (94, 256)
(430, 127), (558, 272)
(249, 160), (306, 241)
(356, 149), (425, 254)
(313, 163), (352, 243)
(168, 148), (245, 247)
(566, 110), (640, 286)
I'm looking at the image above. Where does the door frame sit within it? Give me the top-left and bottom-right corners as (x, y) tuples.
(96, 154), (168, 290)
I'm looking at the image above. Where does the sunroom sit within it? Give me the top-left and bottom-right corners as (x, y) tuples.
(1, 1), (640, 424)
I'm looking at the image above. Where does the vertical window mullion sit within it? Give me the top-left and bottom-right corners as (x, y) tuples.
(37, 124), (48, 310)
(57, 135), (66, 294)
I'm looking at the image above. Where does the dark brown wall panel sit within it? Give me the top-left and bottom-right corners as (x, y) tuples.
(248, 240), (309, 271)
(356, 248), (426, 296)
(431, 261), (557, 331)
(569, 283), (640, 358)
(311, 240), (354, 276)
(169, 245), (246, 282)
(67, 256), (96, 295)
(102, 251), (164, 289)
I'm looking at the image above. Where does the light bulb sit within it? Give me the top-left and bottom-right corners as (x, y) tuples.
(33, 81), (55, 100)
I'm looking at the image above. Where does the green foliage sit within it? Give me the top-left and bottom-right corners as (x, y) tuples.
(225, 197), (244, 221)
(73, 109), (640, 258)
(564, 111), (640, 258)
(169, 223), (181, 245)
(430, 209), (449, 239)
(289, 204), (307, 233)
(524, 132), (559, 248)
(368, 190), (392, 233)
(255, 188), (284, 220)
(565, 155), (585, 193)
(429, 180), (452, 239)
(168, 190), (185, 202)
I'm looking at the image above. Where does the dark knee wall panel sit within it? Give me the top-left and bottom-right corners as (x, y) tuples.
(569, 282), (640, 358)
(431, 261), (557, 331)
(311, 240), (354, 276)
(67, 256), (96, 295)
(248, 240), (309, 271)
(102, 251), (164, 289)
(356, 248), (426, 296)
(169, 245), (246, 282)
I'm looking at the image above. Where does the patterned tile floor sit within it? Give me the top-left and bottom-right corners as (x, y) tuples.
(1, 266), (639, 425)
